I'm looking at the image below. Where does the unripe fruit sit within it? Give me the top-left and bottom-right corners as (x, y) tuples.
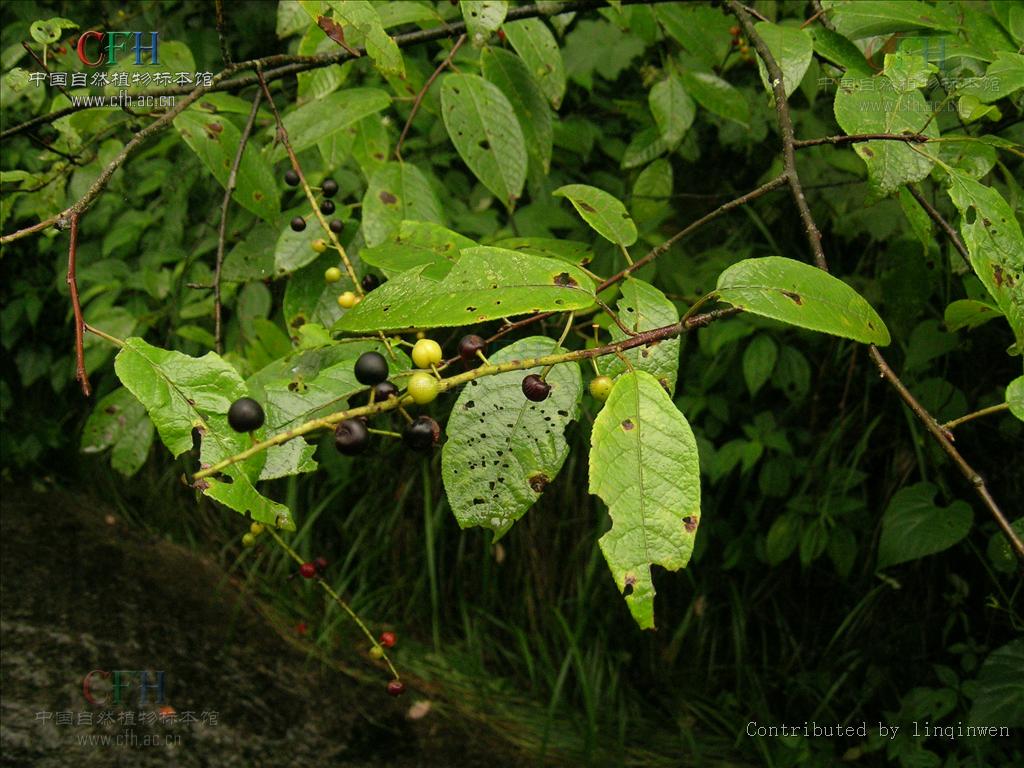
(242, 532), (256, 547)
(729, 25), (740, 36)
(250, 522), (265, 535)
(290, 216), (306, 232)
(322, 178), (338, 198)
(334, 418), (369, 455)
(299, 562), (316, 579)
(521, 374), (551, 402)
(284, 169), (300, 186)
(458, 334), (486, 364)
(325, 266), (343, 283)
(403, 415), (440, 451)
(228, 397), (265, 432)
(379, 631), (397, 648)
(337, 291), (358, 309)
(312, 238), (327, 253)
(411, 338), (443, 369)
(407, 372), (439, 405)
(589, 375), (614, 402)
(361, 274), (380, 292)
(387, 680), (406, 697)
(320, 200), (335, 215)
(355, 351), (389, 385)
(369, 646), (384, 659)
(329, 219), (344, 234)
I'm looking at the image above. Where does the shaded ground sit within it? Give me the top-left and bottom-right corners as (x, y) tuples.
(0, 485), (520, 767)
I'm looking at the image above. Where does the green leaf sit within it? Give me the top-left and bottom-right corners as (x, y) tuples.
(765, 512), (800, 565)
(877, 482), (972, 569)
(284, 248), (351, 329)
(679, 69), (750, 127)
(269, 88), (391, 161)
(944, 172), (1024, 352)
(822, 0), (959, 39)
(502, 17), (566, 109)
(620, 127), (670, 170)
(716, 257), (891, 345)
(273, 213), (322, 276)
(328, 1), (404, 77)
(743, 335), (778, 396)
(631, 158), (673, 228)
(443, 336), (581, 538)
(654, 4), (732, 71)
(809, 27), (873, 76)
(481, 47), (553, 174)
(490, 237), (593, 266)
(80, 387), (154, 477)
(553, 184), (638, 247)
(598, 279), (681, 392)
(944, 299), (1002, 332)
(753, 21), (814, 99)
(968, 639), (1024, 727)
(334, 247), (595, 333)
(173, 110), (280, 222)
(29, 17), (77, 45)
(1007, 376), (1024, 422)
(461, 0), (507, 47)
(649, 74), (695, 145)
(361, 162), (444, 247)
(589, 371), (701, 630)
(113, 338), (295, 529)
(962, 52), (1024, 103)
(359, 220), (476, 275)
(440, 73), (527, 207)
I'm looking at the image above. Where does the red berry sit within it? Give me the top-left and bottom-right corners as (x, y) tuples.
(729, 25), (740, 36)
(299, 562), (316, 579)
(387, 680), (406, 697)
(314, 556), (329, 573)
(295, 621), (308, 636)
(379, 631), (396, 648)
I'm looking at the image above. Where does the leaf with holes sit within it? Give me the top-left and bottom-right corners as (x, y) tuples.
(441, 73), (527, 207)
(461, 0), (507, 47)
(268, 88), (391, 161)
(361, 162), (445, 247)
(716, 257), (891, 345)
(359, 220), (476, 276)
(327, 1), (404, 77)
(877, 482), (972, 569)
(80, 387), (154, 477)
(649, 74), (695, 145)
(944, 171), (1024, 352)
(482, 47), (553, 174)
(590, 371), (701, 630)
(598, 279), (680, 392)
(333, 246), (595, 333)
(753, 21), (814, 99)
(502, 17), (566, 108)
(173, 110), (280, 222)
(553, 184), (637, 247)
(443, 336), (581, 539)
(113, 337), (296, 529)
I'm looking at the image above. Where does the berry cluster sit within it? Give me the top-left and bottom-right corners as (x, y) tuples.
(729, 25), (753, 63)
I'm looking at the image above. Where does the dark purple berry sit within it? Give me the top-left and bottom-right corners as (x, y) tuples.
(354, 351), (389, 385)
(335, 418), (369, 455)
(227, 397), (265, 432)
(329, 219), (344, 234)
(320, 199), (335, 215)
(314, 556), (329, 573)
(361, 273), (380, 292)
(290, 216), (306, 232)
(521, 374), (551, 402)
(371, 380), (398, 403)
(458, 335), (486, 365)
(403, 416), (440, 452)
(387, 680), (405, 697)
(284, 169), (300, 186)
(321, 178), (338, 197)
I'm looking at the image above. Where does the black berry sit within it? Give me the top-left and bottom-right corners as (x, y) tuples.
(322, 179), (338, 197)
(320, 199), (336, 215)
(361, 274), (380, 292)
(403, 416), (440, 451)
(284, 169), (300, 186)
(458, 334), (486, 364)
(227, 397), (265, 432)
(521, 374), (551, 402)
(290, 216), (306, 232)
(354, 351), (389, 385)
(335, 418), (369, 455)
(368, 380), (398, 404)
(329, 219), (344, 234)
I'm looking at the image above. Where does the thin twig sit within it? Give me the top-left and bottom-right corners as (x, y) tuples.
(215, 0), (232, 67)
(810, 0), (837, 32)
(907, 183), (972, 269)
(793, 133), (931, 148)
(395, 34), (466, 160)
(66, 213), (90, 397)
(942, 403), (1010, 431)
(214, 90), (262, 353)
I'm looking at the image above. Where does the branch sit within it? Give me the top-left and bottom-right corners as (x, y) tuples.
(66, 213), (90, 397)
(942, 403), (1010, 431)
(214, 90), (262, 353)
(907, 183), (972, 269)
(793, 133), (931, 148)
(395, 34), (466, 160)
(192, 307), (740, 480)
(215, 0), (232, 67)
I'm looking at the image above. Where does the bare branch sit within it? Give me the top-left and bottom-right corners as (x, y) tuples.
(396, 35), (466, 160)
(793, 133), (931, 148)
(66, 213), (90, 397)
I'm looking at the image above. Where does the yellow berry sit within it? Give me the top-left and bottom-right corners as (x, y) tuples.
(411, 338), (443, 369)
(589, 375), (614, 402)
(250, 522), (264, 535)
(369, 646), (384, 659)
(407, 371), (439, 405)
(337, 291), (357, 309)
(325, 266), (342, 283)
(312, 238), (328, 253)
(241, 532), (256, 547)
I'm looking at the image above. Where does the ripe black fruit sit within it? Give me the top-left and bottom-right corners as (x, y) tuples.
(284, 169), (300, 186)
(228, 397), (265, 432)
(335, 418), (369, 455)
(371, 380), (398, 402)
(521, 374), (551, 402)
(458, 334), (486, 365)
(354, 351), (389, 385)
(320, 199), (335, 215)
(329, 219), (344, 234)
(290, 216), (306, 232)
(361, 273), (380, 292)
(403, 416), (440, 451)
(322, 178), (338, 197)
